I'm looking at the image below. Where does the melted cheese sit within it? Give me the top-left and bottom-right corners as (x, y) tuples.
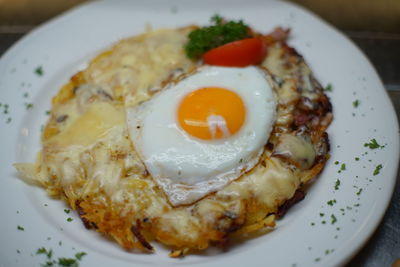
(45, 102), (125, 148)
(217, 157), (299, 208)
(273, 133), (316, 170)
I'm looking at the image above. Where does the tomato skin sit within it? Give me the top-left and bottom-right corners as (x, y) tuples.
(202, 38), (267, 67)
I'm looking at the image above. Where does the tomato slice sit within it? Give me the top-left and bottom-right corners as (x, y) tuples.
(202, 38), (267, 67)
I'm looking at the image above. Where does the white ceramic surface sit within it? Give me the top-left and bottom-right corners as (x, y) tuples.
(0, 0), (399, 266)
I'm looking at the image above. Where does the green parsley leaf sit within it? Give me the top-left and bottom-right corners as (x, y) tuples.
(42, 261), (54, 267)
(17, 225), (24, 231)
(334, 179), (341, 190)
(75, 252), (87, 261)
(340, 164), (346, 171)
(356, 188), (363, 196)
(58, 257), (78, 267)
(373, 164), (383, 175)
(331, 214), (337, 224)
(185, 15), (250, 59)
(25, 103), (33, 110)
(327, 199), (337, 206)
(364, 138), (381, 149)
(37, 247), (48, 255)
(352, 99), (360, 108)
(324, 83), (333, 92)
(64, 209), (71, 214)
(67, 217), (73, 222)
(35, 66), (44, 76)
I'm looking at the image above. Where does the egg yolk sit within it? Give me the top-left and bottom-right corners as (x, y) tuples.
(177, 87), (246, 140)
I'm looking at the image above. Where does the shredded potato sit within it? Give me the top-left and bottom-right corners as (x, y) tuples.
(14, 26), (332, 256)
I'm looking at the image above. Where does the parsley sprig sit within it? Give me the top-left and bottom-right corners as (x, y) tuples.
(185, 15), (251, 59)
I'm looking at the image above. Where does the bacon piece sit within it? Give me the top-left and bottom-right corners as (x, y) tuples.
(75, 200), (98, 230)
(131, 220), (153, 251)
(270, 27), (290, 42)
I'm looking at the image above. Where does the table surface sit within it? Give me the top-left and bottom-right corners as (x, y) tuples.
(1, 31), (399, 267)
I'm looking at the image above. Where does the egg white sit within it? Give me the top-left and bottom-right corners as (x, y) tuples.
(126, 66), (277, 206)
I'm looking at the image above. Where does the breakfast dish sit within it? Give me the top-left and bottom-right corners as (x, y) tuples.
(14, 16), (332, 256)
(1, 0), (399, 266)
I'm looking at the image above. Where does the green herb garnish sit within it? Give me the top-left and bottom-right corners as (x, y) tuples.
(324, 83), (333, 92)
(17, 225), (24, 231)
(35, 66), (44, 76)
(37, 247), (47, 255)
(75, 252), (87, 260)
(364, 138), (381, 149)
(58, 257), (77, 267)
(185, 15), (250, 59)
(356, 188), (363, 196)
(331, 214), (337, 224)
(25, 103), (33, 110)
(373, 164), (383, 175)
(327, 199), (337, 206)
(340, 164), (346, 171)
(334, 179), (340, 190)
(352, 99), (360, 108)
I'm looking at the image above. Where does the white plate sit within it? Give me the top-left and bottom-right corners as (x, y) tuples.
(0, 0), (399, 266)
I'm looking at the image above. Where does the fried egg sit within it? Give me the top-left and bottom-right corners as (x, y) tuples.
(126, 66), (277, 206)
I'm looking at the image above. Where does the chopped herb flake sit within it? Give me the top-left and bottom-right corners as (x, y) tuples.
(25, 103), (33, 109)
(334, 161), (339, 165)
(355, 157), (360, 161)
(6, 117), (12, 123)
(334, 179), (341, 190)
(327, 199), (337, 206)
(356, 188), (363, 196)
(17, 225), (24, 231)
(364, 138), (381, 149)
(35, 66), (44, 76)
(373, 164), (383, 175)
(64, 209), (70, 214)
(319, 213), (325, 217)
(340, 164), (346, 171)
(331, 214), (337, 224)
(352, 99), (360, 108)
(58, 257), (77, 266)
(47, 249), (53, 259)
(37, 247), (48, 255)
(75, 252), (87, 260)
(67, 217), (73, 222)
(324, 83), (333, 92)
